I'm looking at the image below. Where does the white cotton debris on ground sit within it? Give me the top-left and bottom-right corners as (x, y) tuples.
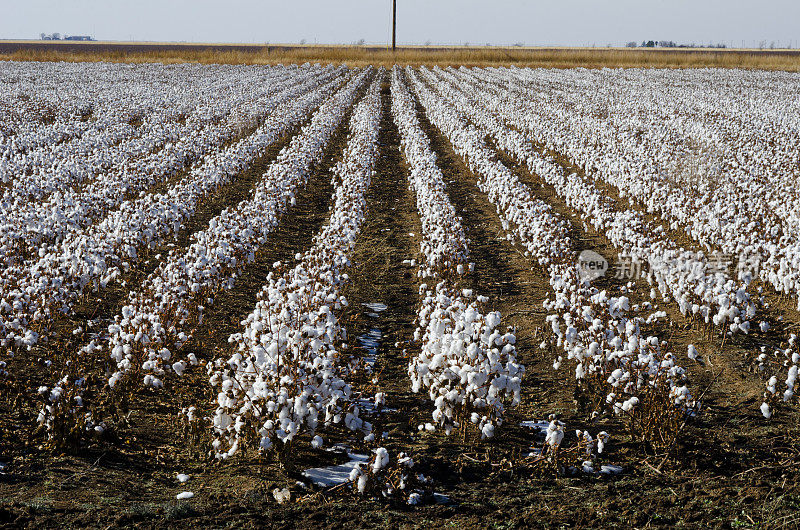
(303, 453), (369, 487)
(176, 473), (190, 483)
(176, 491), (194, 500)
(272, 487), (291, 504)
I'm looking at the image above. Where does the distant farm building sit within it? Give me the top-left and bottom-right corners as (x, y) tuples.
(39, 33), (94, 41)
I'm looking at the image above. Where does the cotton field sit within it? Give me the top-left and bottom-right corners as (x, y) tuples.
(1, 60), (799, 523)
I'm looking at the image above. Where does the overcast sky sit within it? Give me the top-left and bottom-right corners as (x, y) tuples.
(3, 0), (798, 48)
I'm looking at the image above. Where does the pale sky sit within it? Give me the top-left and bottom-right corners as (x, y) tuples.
(2, 0), (797, 48)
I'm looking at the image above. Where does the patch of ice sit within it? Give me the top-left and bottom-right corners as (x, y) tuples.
(357, 329), (381, 367)
(362, 302), (388, 313)
(433, 492), (452, 505)
(303, 453), (369, 487)
(600, 465), (623, 475)
(520, 420), (550, 432)
(356, 397), (397, 414)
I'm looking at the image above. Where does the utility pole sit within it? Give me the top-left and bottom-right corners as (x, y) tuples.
(392, 0), (396, 51)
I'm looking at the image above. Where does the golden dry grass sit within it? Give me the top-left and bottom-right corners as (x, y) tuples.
(1, 43), (800, 70)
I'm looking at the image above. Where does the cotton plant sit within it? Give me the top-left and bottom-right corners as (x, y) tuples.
(347, 447), (432, 504)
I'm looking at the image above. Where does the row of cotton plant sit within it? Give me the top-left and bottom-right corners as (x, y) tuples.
(0, 61), (249, 196)
(464, 66), (800, 310)
(430, 66), (757, 337)
(0, 65), (312, 266)
(32, 68), (372, 445)
(0, 65), (349, 359)
(0, 61), (163, 173)
(392, 67), (523, 440)
(407, 67), (695, 447)
(431, 67), (795, 423)
(208, 74), (382, 461)
(100, 67), (372, 391)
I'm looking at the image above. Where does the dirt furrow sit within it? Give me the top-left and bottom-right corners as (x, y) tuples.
(336, 80), (424, 442)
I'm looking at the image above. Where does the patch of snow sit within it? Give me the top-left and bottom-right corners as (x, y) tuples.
(362, 302), (388, 313)
(303, 453), (369, 487)
(520, 420), (550, 432)
(600, 465), (623, 475)
(433, 492), (452, 505)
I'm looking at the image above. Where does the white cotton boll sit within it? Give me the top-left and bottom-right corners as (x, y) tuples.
(687, 344), (699, 361)
(364, 433), (375, 443)
(597, 431), (609, 454)
(357, 474), (368, 494)
(349, 467), (362, 482)
(622, 396), (639, 412)
(767, 376), (778, 394)
(481, 423), (495, 439)
(272, 487), (291, 504)
(759, 321), (770, 333)
(407, 492), (422, 505)
(760, 402), (772, 419)
(172, 361), (186, 376)
(373, 447), (389, 473)
(424, 423), (435, 432)
(177, 473), (190, 483)
(311, 435), (323, 449)
(575, 364), (585, 379)
(176, 491), (194, 500)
